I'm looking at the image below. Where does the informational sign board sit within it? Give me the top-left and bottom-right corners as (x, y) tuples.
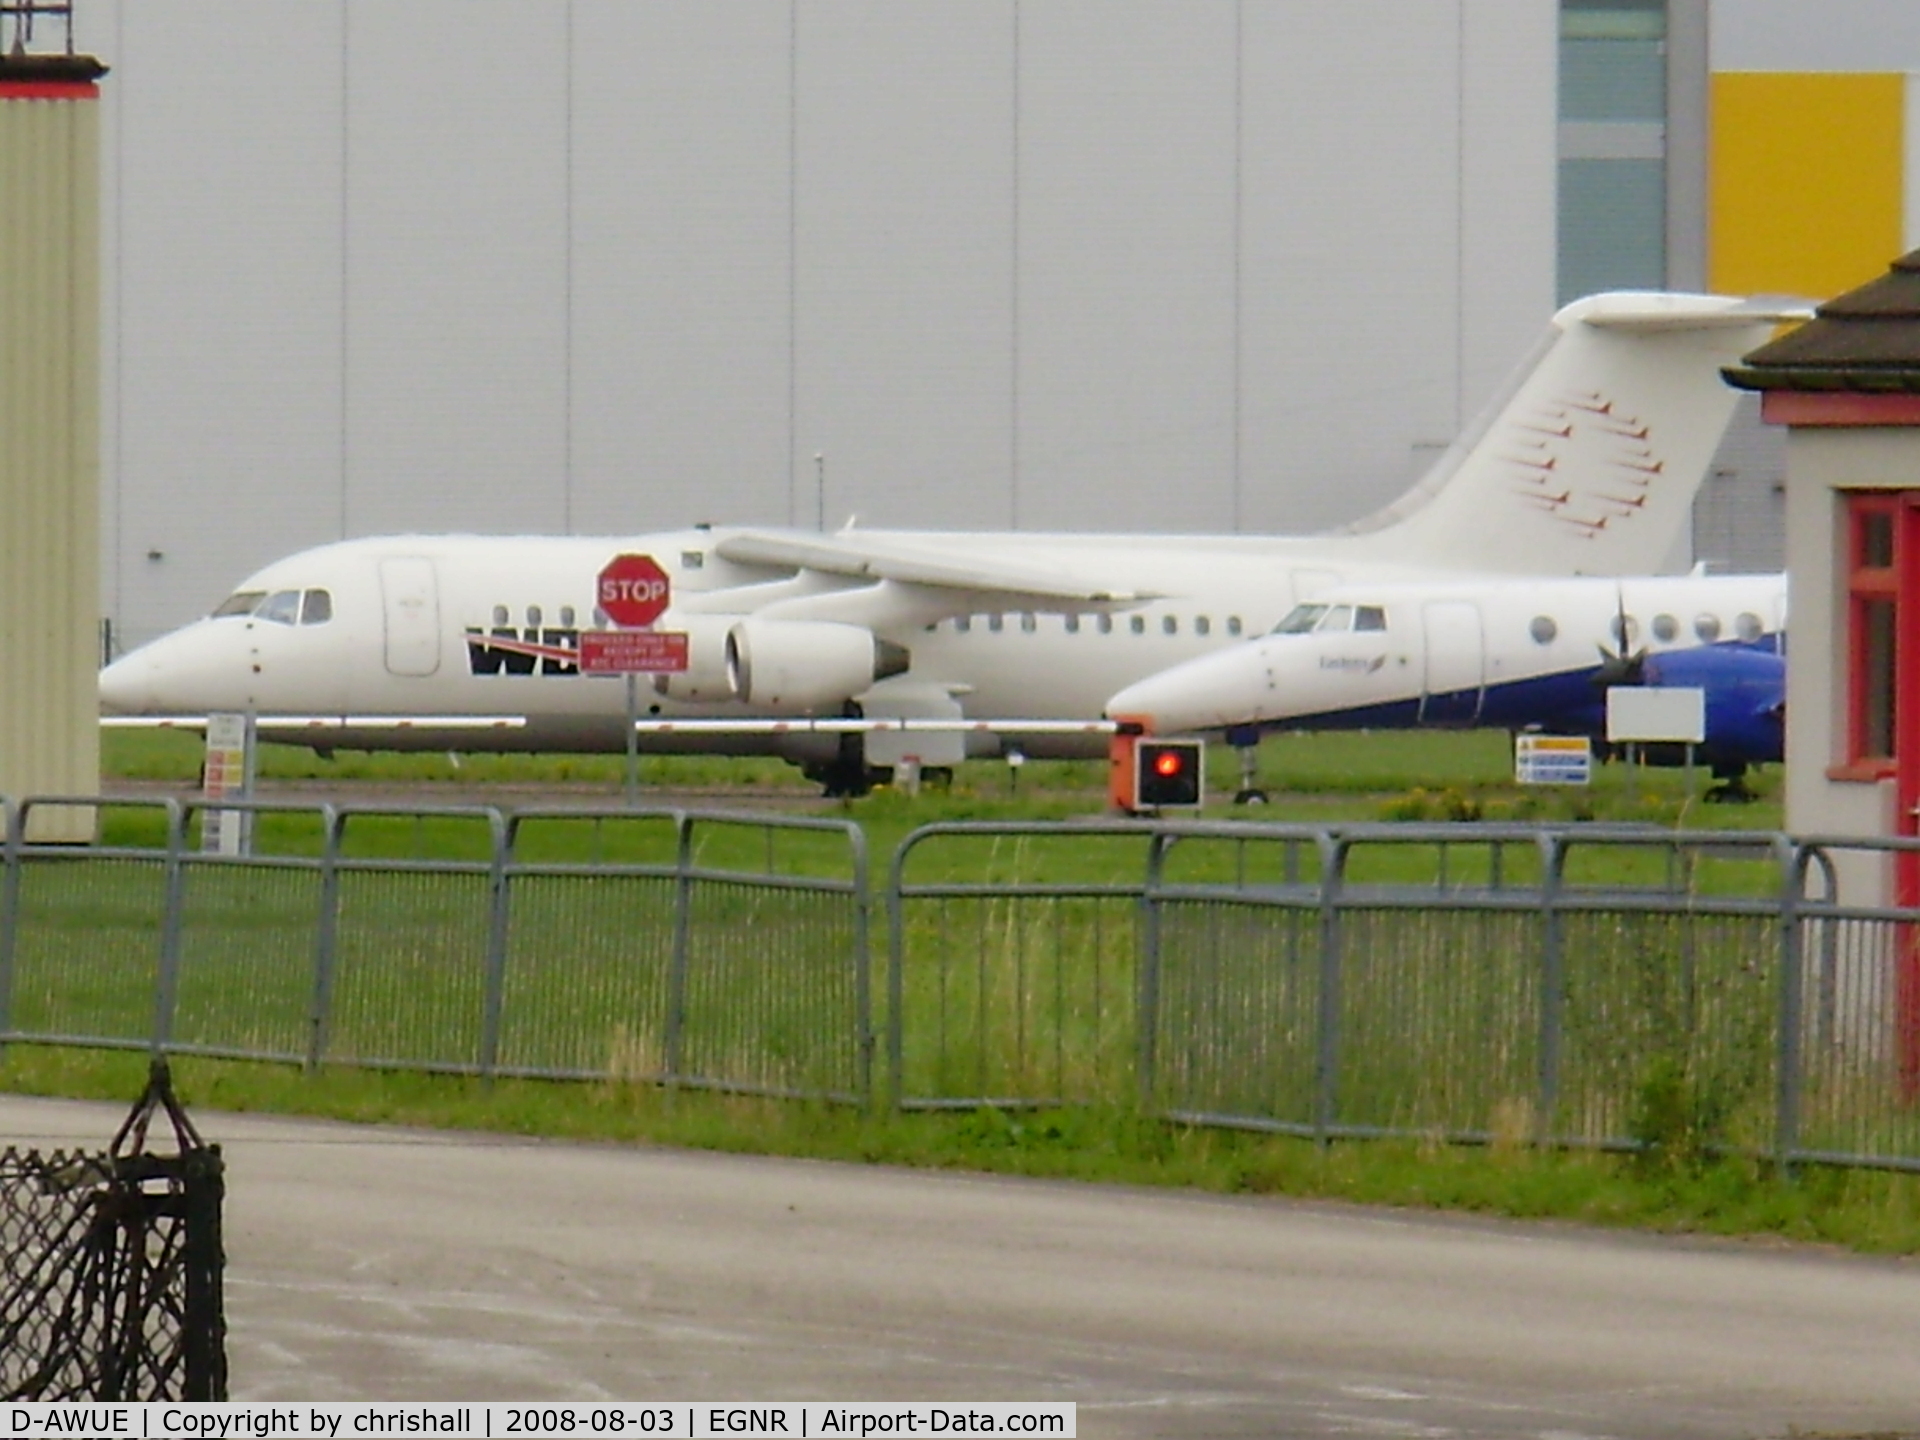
(596, 553), (671, 628)
(201, 711), (256, 855)
(1515, 733), (1592, 786)
(579, 629), (689, 674)
(1605, 686), (1707, 744)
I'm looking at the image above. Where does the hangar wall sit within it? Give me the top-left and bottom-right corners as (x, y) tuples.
(84, 0), (1556, 654)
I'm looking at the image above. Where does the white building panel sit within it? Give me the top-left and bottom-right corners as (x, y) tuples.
(100, 1), (345, 643)
(791, 3), (1015, 533)
(1015, 2), (1237, 534)
(341, 4), (569, 538)
(570, 2), (792, 533)
(82, 0), (1559, 649)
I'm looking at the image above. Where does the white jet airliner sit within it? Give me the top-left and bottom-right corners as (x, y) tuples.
(99, 291), (1804, 793)
(1105, 571), (1787, 799)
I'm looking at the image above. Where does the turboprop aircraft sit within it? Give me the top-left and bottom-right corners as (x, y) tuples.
(98, 291), (1806, 794)
(1104, 571), (1787, 800)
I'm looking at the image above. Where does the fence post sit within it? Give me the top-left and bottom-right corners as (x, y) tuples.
(1137, 828), (1170, 1113)
(1775, 837), (1809, 1173)
(1314, 831), (1346, 1147)
(305, 806), (345, 1074)
(664, 811), (696, 1084)
(478, 808), (512, 1082)
(152, 801), (189, 1053)
(847, 822), (874, 1109)
(1536, 829), (1567, 1147)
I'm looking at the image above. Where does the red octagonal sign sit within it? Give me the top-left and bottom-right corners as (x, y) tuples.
(597, 552), (671, 628)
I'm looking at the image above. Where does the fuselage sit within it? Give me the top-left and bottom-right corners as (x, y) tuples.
(1105, 572), (1787, 769)
(99, 527), (1461, 760)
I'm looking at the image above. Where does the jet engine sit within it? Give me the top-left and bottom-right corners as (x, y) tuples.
(725, 619), (909, 709)
(650, 614), (739, 702)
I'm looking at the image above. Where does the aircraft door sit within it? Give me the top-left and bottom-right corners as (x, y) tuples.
(1418, 600), (1484, 724)
(379, 557), (441, 677)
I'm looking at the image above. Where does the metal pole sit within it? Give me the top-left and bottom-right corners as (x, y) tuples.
(624, 672), (639, 807)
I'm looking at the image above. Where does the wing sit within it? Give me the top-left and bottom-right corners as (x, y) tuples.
(713, 530), (1155, 609)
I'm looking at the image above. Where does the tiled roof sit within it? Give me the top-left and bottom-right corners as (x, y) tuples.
(1725, 249), (1920, 393)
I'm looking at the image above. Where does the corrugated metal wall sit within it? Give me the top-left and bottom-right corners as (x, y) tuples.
(85, 0), (1556, 654)
(0, 69), (103, 837)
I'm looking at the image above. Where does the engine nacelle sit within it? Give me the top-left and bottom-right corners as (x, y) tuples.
(725, 619), (908, 709)
(650, 614), (738, 702)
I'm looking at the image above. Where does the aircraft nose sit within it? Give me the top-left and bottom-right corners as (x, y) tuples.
(97, 651), (158, 715)
(1108, 650), (1259, 735)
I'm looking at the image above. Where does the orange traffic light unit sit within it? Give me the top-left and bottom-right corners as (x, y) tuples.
(1108, 725), (1205, 813)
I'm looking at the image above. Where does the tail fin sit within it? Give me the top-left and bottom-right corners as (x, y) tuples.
(1344, 292), (1811, 574)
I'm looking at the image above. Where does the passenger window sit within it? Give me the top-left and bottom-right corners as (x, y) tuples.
(1694, 613), (1722, 643)
(1354, 606), (1387, 632)
(560, 605), (576, 627)
(1162, 615), (1178, 636)
(954, 615), (972, 633)
(258, 590), (301, 626)
(526, 605), (543, 627)
(300, 589), (333, 625)
(1610, 614), (1640, 646)
(1735, 611), (1764, 642)
(1194, 616), (1211, 637)
(988, 614), (1005, 633)
(1529, 615), (1557, 645)
(1130, 616), (1146, 635)
(1652, 613), (1679, 643)
(1065, 615), (1080, 634)
(1021, 613), (1036, 633)
(493, 605), (511, 627)
(1227, 616), (1243, 636)
(1097, 614), (1114, 634)
(211, 590), (265, 619)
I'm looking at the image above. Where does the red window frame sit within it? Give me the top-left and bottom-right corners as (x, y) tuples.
(1842, 493), (1902, 778)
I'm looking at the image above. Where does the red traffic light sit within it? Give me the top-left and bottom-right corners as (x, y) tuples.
(1134, 739), (1204, 808)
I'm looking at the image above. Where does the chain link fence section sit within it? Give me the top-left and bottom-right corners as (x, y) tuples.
(0, 1062), (225, 1400)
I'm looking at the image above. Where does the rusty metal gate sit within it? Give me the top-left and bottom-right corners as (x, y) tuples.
(0, 1062), (226, 1400)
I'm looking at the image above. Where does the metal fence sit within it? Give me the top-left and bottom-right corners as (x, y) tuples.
(887, 819), (1920, 1173)
(0, 796), (872, 1103)
(8, 798), (1920, 1171)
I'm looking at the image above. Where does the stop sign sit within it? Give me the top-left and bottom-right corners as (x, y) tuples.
(597, 553), (671, 628)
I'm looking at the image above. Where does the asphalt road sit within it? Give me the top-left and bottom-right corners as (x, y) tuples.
(4, 1094), (1918, 1439)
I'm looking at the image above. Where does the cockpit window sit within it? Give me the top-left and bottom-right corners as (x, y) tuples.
(257, 590), (302, 625)
(1272, 602), (1382, 635)
(1272, 604), (1327, 634)
(300, 589), (333, 625)
(211, 590), (265, 619)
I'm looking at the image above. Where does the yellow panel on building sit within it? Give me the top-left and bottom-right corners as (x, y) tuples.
(1710, 72), (1905, 301)
(0, 55), (108, 841)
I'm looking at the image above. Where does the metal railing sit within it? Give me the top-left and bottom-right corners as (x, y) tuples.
(0, 796), (871, 1103)
(8, 798), (1920, 1171)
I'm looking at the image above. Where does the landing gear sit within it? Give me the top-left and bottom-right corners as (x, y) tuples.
(803, 725), (883, 798)
(1229, 731), (1269, 806)
(1704, 762), (1758, 804)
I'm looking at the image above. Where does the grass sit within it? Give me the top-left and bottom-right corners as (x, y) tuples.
(14, 729), (1911, 1255)
(10, 1046), (1920, 1256)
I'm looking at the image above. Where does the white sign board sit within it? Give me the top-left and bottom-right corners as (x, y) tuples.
(201, 711), (256, 856)
(1515, 734), (1592, 786)
(1605, 686), (1707, 745)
